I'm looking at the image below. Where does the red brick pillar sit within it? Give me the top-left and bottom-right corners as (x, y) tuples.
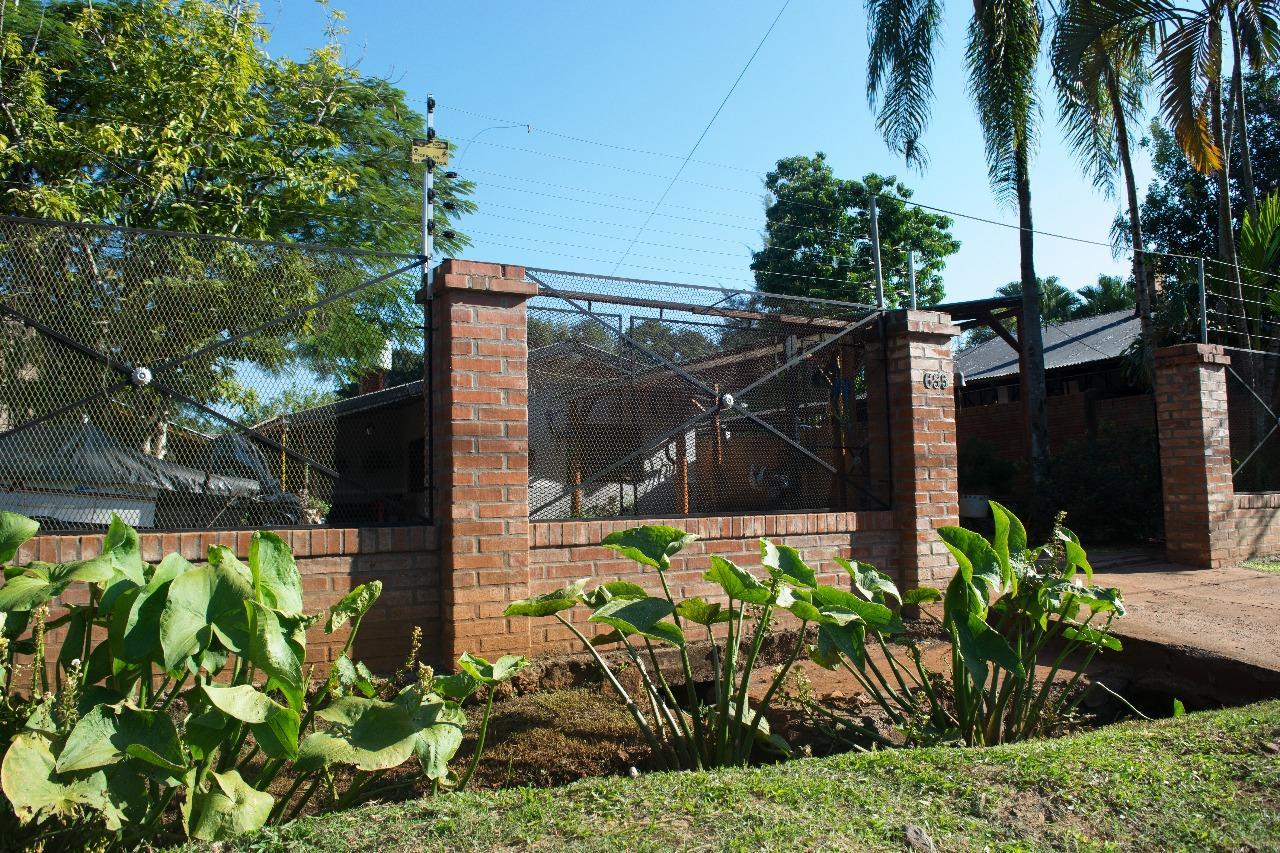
(1154, 343), (1235, 568)
(430, 260), (535, 662)
(883, 310), (961, 590)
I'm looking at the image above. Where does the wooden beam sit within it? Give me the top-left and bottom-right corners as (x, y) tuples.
(980, 311), (1022, 354)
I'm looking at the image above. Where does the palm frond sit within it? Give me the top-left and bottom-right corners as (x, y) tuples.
(866, 0), (944, 168)
(1155, 11), (1221, 173)
(967, 0), (1045, 202)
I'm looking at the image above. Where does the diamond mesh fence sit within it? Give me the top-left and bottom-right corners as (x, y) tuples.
(525, 268), (888, 520)
(0, 217), (429, 533)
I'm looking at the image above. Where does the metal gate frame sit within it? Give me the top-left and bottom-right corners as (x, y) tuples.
(527, 270), (887, 517)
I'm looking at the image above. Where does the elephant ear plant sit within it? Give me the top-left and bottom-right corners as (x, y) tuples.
(505, 525), (896, 770)
(809, 501), (1127, 747)
(0, 511), (527, 847)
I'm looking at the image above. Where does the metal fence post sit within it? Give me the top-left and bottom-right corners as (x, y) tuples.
(870, 194), (885, 309)
(1198, 257), (1208, 344)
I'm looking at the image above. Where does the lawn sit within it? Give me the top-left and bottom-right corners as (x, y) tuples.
(216, 700), (1280, 852)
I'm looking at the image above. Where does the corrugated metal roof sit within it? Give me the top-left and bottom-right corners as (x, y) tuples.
(955, 309), (1140, 383)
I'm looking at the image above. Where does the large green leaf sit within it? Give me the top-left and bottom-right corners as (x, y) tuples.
(812, 585), (899, 632)
(902, 586), (943, 607)
(816, 621), (868, 667)
(394, 684), (467, 780)
(102, 514), (146, 586)
(675, 596), (731, 625)
(298, 697), (421, 772)
(1063, 623), (1122, 651)
(1056, 527), (1093, 583)
(601, 525), (697, 570)
(761, 539), (817, 588)
(583, 580), (648, 609)
(325, 580), (383, 633)
(504, 578), (586, 617)
(0, 511), (38, 564)
(953, 613), (1024, 686)
(456, 652), (529, 684)
(247, 601), (304, 709)
(115, 552), (192, 664)
(589, 596), (685, 646)
(703, 556), (771, 604)
(57, 703), (184, 775)
(1, 732), (118, 829)
(249, 531), (303, 615)
(938, 526), (1006, 602)
(159, 558), (252, 669)
(188, 769), (274, 841)
(835, 556), (901, 606)
(0, 554), (114, 612)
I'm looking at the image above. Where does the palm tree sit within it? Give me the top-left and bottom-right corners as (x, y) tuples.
(1050, 0), (1155, 350)
(1076, 274), (1137, 316)
(866, 0), (1053, 492)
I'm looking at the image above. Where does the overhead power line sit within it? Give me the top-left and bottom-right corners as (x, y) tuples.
(610, 0), (793, 273)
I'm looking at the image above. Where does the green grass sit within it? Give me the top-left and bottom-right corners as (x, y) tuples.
(221, 702), (1280, 852)
(1243, 558), (1280, 575)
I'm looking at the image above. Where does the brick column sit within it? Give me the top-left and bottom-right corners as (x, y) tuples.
(430, 260), (535, 662)
(1154, 343), (1235, 568)
(882, 310), (962, 590)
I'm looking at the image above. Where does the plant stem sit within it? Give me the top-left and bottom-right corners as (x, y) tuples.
(738, 619), (807, 764)
(553, 613), (668, 770)
(456, 688), (494, 791)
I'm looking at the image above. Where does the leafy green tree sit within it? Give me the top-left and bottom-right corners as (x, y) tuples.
(865, 0), (1053, 495)
(0, 0), (473, 432)
(1075, 274), (1135, 317)
(750, 155), (957, 306)
(1132, 69), (1280, 258)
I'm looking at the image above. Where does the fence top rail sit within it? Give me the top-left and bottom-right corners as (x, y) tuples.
(526, 266), (882, 313)
(0, 214), (426, 263)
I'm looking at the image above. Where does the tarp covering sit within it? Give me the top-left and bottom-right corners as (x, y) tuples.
(0, 419), (260, 498)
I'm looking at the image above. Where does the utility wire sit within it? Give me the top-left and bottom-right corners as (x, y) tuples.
(610, 0), (792, 273)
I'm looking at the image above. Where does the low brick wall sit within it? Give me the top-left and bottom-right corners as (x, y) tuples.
(526, 510), (898, 655)
(21, 525), (441, 674)
(1230, 493), (1280, 563)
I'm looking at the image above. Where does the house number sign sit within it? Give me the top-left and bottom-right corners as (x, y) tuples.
(922, 371), (950, 390)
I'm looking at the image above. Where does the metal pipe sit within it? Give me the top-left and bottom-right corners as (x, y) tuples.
(870, 194), (884, 309)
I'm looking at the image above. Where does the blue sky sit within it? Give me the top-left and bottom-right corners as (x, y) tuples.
(266, 0), (1152, 304)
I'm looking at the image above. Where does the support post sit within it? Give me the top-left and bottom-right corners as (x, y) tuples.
(876, 310), (961, 590)
(431, 260), (536, 661)
(1154, 343), (1235, 568)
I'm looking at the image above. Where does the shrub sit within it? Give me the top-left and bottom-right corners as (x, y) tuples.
(505, 527), (833, 769)
(814, 502), (1126, 746)
(505, 503), (1126, 764)
(1043, 429), (1162, 543)
(0, 512), (526, 846)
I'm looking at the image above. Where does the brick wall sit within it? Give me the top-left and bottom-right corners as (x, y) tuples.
(957, 391), (1155, 460)
(19, 525), (441, 674)
(526, 510), (898, 654)
(1232, 493), (1280, 562)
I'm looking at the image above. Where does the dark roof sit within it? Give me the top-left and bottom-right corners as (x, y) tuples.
(0, 420), (259, 497)
(956, 309), (1140, 383)
(254, 380), (425, 428)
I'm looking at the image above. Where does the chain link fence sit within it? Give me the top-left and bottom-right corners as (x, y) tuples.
(525, 269), (888, 520)
(0, 217), (430, 533)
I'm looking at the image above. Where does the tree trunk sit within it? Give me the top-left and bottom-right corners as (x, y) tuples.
(1209, 17), (1252, 350)
(1014, 145), (1050, 511)
(1228, 7), (1258, 216)
(1105, 65), (1152, 358)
